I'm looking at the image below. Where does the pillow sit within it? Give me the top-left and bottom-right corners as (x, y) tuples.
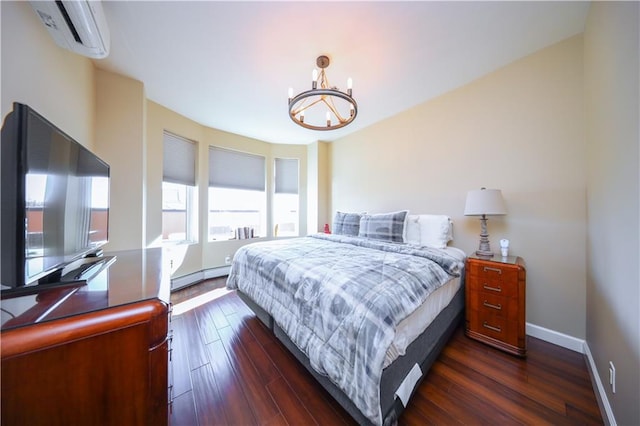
(333, 211), (362, 236)
(417, 214), (452, 249)
(405, 215), (421, 245)
(358, 210), (408, 243)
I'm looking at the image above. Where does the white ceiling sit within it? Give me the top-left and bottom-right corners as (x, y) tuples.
(96, 1), (590, 145)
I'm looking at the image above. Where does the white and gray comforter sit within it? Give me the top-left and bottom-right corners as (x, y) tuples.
(226, 233), (463, 425)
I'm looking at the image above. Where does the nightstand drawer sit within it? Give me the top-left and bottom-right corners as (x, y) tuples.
(468, 262), (519, 285)
(467, 311), (518, 347)
(467, 274), (518, 297)
(468, 292), (518, 320)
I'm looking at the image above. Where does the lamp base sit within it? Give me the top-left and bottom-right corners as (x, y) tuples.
(475, 249), (494, 258)
(475, 215), (494, 258)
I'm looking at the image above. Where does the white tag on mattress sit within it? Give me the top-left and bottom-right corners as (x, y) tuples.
(394, 363), (423, 407)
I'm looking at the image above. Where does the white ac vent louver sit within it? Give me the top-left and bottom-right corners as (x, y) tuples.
(30, 0), (110, 59)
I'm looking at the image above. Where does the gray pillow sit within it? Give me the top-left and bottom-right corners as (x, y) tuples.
(333, 211), (362, 236)
(358, 211), (408, 243)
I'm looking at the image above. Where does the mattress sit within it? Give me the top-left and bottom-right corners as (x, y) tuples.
(385, 246), (466, 366)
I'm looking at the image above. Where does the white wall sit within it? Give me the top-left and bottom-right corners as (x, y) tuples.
(584, 2), (640, 425)
(331, 35), (587, 339)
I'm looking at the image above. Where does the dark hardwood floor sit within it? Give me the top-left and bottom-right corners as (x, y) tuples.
(169, 278), (603, 425)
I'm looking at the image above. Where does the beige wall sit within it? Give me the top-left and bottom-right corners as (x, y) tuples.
(306, 141), (331, 233)
(584, 2), (639, 425)
(94, 70), (146, 252)
(331, 35), (587, 339)
(1, 1), (94, 147)
(317, 141), (331, 231)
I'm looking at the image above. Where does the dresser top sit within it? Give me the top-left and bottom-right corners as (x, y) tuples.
(1, 248), (170, 331)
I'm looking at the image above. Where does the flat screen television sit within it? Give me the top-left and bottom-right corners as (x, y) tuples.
(1, 102), (110, 292)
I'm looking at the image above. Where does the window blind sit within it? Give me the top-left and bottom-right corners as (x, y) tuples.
(163, 132), (196, 186)
(274, 158), (299, 194)
(209, 146), (265, 191)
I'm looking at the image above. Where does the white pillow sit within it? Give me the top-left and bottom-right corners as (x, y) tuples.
(418, 215), (452, 249)
(405, 215), (421, 245)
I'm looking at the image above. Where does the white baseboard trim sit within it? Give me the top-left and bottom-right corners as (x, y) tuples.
(526, 322), (615, 425)
(526, 322), (585, 353)
(171, 266), (231, 291)
(203, 266), (231, 280)
(583, 343), (616, 425)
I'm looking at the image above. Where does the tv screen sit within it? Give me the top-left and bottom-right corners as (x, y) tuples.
(1, 103), (110, 289)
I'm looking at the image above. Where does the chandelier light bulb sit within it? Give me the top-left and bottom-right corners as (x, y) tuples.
(300, 110), (304, 123)
(326, 111), (331, 127)
(288, 87), (293, 100)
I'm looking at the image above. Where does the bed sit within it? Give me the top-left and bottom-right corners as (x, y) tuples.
(226, 212), (466, 425)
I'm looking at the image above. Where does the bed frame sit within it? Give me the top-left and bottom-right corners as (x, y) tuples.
(237, 283), (464, 425)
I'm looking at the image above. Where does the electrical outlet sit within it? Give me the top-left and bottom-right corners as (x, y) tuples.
(609, 361), (616, 393)
(225, 255), (232, 265)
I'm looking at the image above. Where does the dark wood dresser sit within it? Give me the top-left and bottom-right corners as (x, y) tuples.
(465, 254), (527, 357)
(1, 248), (171, 426)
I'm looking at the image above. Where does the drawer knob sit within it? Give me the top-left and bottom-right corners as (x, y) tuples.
(483, 300), (502, 310)
(483, 321), (502, 333)
(483, 266), (503, 274)
(483, 284), (502, 292)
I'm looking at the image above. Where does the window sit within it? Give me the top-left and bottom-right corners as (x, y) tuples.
(162, 132), (197, 243)
(208, 147), (266, 241)
(273, 158), (299, 237)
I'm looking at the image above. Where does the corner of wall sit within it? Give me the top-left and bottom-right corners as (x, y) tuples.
(583, 343), (616, 425)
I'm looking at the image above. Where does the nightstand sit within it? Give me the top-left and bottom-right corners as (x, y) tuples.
(465, 254), (526, 357)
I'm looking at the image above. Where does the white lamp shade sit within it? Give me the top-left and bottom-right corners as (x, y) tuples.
(464, 188), (507, 216)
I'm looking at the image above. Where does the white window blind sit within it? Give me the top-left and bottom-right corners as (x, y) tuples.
(209, 146), (265, 191)
(163, 132), (196, 186)
(274, 158), (299, 194)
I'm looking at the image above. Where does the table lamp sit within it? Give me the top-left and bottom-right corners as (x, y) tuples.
(464, 188), (506, 257)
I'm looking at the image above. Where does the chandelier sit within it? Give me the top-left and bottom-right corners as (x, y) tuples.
(288, 55), (358, 131)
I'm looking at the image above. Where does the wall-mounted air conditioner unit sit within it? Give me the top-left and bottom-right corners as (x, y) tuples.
(30, 0), (110, 59)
